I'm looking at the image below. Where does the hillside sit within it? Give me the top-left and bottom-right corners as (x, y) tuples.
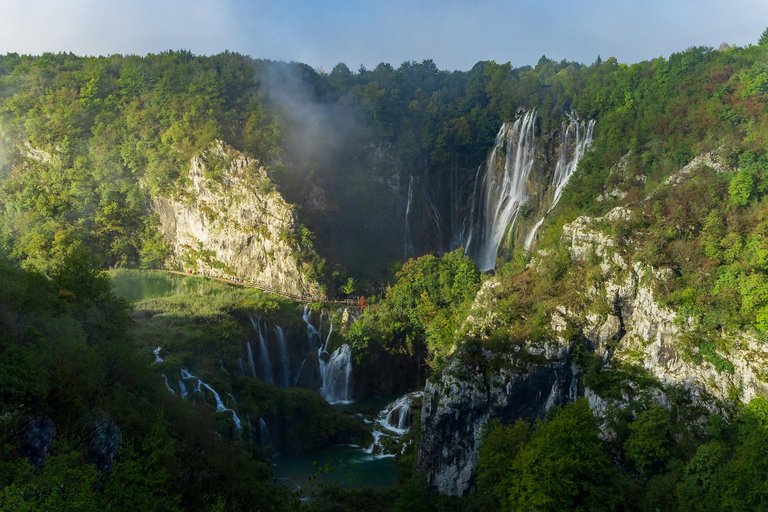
(2, 34), (768, 511)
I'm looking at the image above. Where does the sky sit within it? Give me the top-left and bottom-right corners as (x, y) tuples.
(1, 0), (767, 71)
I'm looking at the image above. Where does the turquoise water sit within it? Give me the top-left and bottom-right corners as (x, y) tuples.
(273, 444), (398, 490)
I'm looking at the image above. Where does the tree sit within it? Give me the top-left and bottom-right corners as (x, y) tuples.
(759, 27), (768, 45)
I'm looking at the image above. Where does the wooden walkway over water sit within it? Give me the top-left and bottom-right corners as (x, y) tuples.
(158, 270), (357, 306)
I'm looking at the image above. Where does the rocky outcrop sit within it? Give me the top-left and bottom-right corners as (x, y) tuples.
(153, 141), (322, 298)
(416, 343), (578, 496)
(14, 415), (56, 467)
(83, 411), (123, 473)
(567, 206), (768, 407)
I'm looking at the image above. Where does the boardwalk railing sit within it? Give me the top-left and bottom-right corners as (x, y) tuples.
(159, 269), (357, 306)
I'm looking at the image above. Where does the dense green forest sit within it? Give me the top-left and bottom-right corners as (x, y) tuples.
(2, 30), (768, 512)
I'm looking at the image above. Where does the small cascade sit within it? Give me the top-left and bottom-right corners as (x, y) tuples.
(523, 217), (546, 250)
(246, 341), (257, 378)
(250, 314), (274, 385)
(180, 368), (241, 431)
(259, 418), (273, 448)
(366, 392), (422, 456)
(178, 380), (188, 399)
(153, 347), (164, 363)
(162, 374), (175, 395)
(321, 344), (353, 404)
(404, 175), (415, 259)
(274, 325), (290, 388)
(466, 111), (537, 270)
(378, 394), (417, 434)
(525, 114), (595, 250)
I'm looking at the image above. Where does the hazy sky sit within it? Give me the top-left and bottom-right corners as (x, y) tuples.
(2, 0), (767, 71)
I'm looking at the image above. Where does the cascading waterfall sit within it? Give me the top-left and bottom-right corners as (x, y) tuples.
(524, 114), (595, 249)
(466, 111), (537, 270)
(153, 347), (164, 363)
(404, 175), (415, 259)
(303, 306), (354, 403)
(180, 368), (241, 431)
(366, 392), (422, 455)
(250, 314), (274, 385)
(162, 374), (175, 395)
(274, 325), (290, 388)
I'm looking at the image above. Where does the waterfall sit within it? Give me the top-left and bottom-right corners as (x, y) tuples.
(274, 325), (290, 388)
(162, 374), (175, 395)
(178, 380), (188, 399)
(366, 392), (422, 455)
(245, 342), (257, 378)
(523, 217), (546, 250)
(466, 111), (537, 270)
(378, 394), (418, 434)
(250, 314), (274, 385)
(549, 115), (595, 213)
(305, 307), (354, 403)
(463, 165), (484, 252)
(404, 175), (415, 259)
(180, 369), (241, 431)
(259, 418), (273, 448)
(303, 305), (321, 350)
(427, 192), (444, 255)
(450, 164), (466, 251)
(321, 345), (353, 404)
(153, 347), (164, 363)
(524, 114), (595, 250)
(293, 358), (307, 386)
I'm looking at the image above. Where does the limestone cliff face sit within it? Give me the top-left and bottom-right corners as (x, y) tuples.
(416, 343), (578, 495)
(153, 142), (322, 298)
(569, 207), (768, 408)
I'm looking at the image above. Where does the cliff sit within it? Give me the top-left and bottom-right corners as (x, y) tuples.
(152, 142), (322, 298)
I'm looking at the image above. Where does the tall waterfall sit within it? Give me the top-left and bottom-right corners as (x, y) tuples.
(274, 326), (290, 388)
(404, 175), (415, 259)
(465, 111), (537, 271)
(525, 114), (595, 249)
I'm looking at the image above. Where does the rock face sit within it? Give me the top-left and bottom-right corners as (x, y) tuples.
(84, 412), (123, 473)
(569, 207), (768, 407)
(416, 343), (577, 496)
(153, 141), (322, 298)
(14, 415), (56, 467)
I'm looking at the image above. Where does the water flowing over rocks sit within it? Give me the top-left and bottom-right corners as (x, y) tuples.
(152, 141), (321, 297)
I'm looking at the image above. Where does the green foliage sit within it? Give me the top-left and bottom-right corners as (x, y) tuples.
(759, 27), (768, 46)
(477, 400), (620, 511)
(346, 249), (480, 358)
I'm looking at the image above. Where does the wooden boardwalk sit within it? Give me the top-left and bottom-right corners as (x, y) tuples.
(158, 270), (357, 306)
